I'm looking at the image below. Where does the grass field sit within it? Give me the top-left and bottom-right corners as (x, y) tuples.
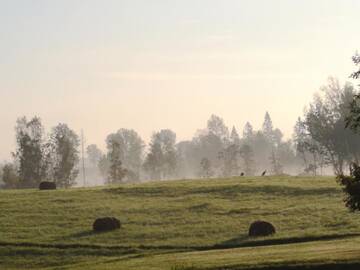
(1, 176), (360, 269)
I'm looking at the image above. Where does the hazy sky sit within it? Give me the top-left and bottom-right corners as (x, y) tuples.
(1, 0), (359, 161)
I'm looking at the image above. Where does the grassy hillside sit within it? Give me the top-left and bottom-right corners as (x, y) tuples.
(1, 176), (360, 269)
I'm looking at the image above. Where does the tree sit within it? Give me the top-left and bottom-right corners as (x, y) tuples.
(350, 52), (360, 80)
(219, 144), (240, 177)
(14, 116), (46, 188)
(243, 122), (254, 139)
(98, 154), (110, 180)
(192, 132), (224, 177)
(143, 129), (177, 180)
(345, 52), (360, 130)
(260, 112), (285, 174)
(105, 129), (144, 181)
(1, 163), (19, 189)
(262, 112), (274, 142)
(86, 144), (103, 167)
(304, 78), (360, 174)
(293, 118), (310, 172)
(269, 148), (283, 175)
(239, 144), (255, 176)
(207, 114), (229, 143)
(334, 54), (360, 212)
(107, 139), (127, 184)
(247, 131), (272, 174)
(230, 126), (240, 145)
(48, 124), (80, 188)
(337, 163), (360, 211)
(175, 140), (196, 178)
(199, 158), (214, 178)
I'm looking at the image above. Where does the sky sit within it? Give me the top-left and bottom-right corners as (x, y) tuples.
(0, 0), (359, 161)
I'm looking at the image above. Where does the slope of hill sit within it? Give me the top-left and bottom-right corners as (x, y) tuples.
(0, 176), (360, 269)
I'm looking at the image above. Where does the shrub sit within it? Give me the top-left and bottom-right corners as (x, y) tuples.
(337, 163), (360, 211)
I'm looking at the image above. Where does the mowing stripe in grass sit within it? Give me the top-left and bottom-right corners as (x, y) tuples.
(0, 233), (359, 252)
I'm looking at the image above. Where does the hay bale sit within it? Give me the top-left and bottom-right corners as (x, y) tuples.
(93, 217), (121, 232)
(249, 220), (275, 237)
(39, 181), (56, 190)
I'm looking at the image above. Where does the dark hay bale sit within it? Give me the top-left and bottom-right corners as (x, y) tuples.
(93, 217), (121, 232)
(249, 220), (275, 237)
(39, 181), (56, 190)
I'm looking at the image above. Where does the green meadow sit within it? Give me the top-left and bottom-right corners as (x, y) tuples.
(1, 176), (360, 269)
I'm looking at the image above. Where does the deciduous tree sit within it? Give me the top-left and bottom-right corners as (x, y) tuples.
(48, 123), (80, 188)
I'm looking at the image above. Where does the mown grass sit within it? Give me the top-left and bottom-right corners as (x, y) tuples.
(0, 176), (359, 269)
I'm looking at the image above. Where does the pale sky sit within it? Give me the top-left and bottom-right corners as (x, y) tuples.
(0, 0), (359, 161)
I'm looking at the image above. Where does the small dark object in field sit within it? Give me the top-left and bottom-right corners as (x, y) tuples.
(249, 220), (275, 237)
(39, 181), (56, 190)
(93, 217), (121, 232)
(240, 172), (244, 176)
(261, 170), (266, 176)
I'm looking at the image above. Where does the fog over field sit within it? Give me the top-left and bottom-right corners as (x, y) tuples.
(3, 2), (360, 270)
(1, 1), (360, 186)
(1, 1), (359, 166)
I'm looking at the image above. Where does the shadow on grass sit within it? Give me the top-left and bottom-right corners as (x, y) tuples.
(1, 233), (360, 254)
(205, 262), (360, 270)
(212, 232), (360, 250)
(0, 245), (140, 258)
(66, 230), (95, 238)
(103, 185), (340, 199)
(55, 228), (124, 242)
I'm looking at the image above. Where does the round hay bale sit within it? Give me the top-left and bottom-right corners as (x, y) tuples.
(39, 181), (56, 190)
(248, 220), (275, 237)
(93, 217), (121, 232)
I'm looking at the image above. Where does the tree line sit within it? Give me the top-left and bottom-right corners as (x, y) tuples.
(1, 52), (360, 189)
(1, 117), (79, 188)
(82, 111), (306, 184)
(0, 112), (300, 188)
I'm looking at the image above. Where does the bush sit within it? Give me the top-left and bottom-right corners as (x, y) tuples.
(248, 220), (275, 237)
(337, 163), (360, 211)
(93, 217), (121, 232)
(39, 181), (56, 190)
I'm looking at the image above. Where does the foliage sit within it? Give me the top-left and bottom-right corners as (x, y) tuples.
(14, 116), (47, 188)
(269, 148), (283, 175)
(239, 144), (255, 175)
(219, 144), (240, 177)
(262, 111), (274, 141)
(302, 78), (360, 174)
(86, 144), (103, 167)
(350, 52), (360, 80)
(98, 154), (110, 180)
(48, 123), (80, 188)
(106, 139), (127, 184)
(192, 132), (224, 175)
(230, 126), (240, 145)
(261, 112), (284, 174)
(1, 162), (19, 189)
(337, 163), (360, 211)
(293, 118), (325, 175)
(199, 157), (213, 178)
(243, 122), (254, 139)
(105, 129), (144, 181)
(144, 129), (177, 180)
(207, 114), (229, 143)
